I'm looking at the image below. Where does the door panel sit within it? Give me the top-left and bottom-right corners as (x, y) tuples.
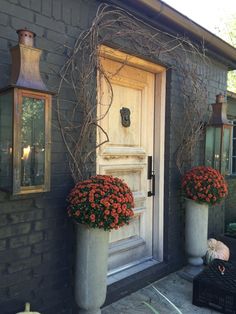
(97, 54), (155, 273)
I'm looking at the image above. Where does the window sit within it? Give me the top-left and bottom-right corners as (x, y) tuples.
(231, 120), (236, 174)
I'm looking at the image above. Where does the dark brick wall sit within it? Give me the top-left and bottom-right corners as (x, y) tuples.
(0, 196), (75, 314)
(164, 59), (228, 252)
(225, 177), (236, 226)
(225, 96), (236, 230)
(0, 0), (98, 313)
(0, 0), (230, 313)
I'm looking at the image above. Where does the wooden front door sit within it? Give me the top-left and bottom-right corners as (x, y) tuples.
(97, 46), (165, 275)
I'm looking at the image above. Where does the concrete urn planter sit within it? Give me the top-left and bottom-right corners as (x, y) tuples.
(185, 199), (208, 266)
(75, 223), (109, 314)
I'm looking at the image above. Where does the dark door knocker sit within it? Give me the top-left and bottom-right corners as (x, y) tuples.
(120, 107), (131, 127)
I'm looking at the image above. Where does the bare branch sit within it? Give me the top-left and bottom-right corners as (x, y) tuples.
(56, 3), (210, 182)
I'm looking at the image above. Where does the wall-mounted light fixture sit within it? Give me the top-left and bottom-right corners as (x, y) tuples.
(0, 29), (53, 194)
(205, 94), (233, 175)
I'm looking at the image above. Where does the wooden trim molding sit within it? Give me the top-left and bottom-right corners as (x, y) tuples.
(99, 45), (166, 74)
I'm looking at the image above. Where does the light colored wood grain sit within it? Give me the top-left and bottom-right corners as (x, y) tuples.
(97, 46), (166, 274)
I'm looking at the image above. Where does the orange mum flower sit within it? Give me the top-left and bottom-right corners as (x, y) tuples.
(67, 175), (134, 231)
(181, 166), (228, 206)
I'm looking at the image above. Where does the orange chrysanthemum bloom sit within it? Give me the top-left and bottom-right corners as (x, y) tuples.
(181, 166), (228, 206)
(67, 175), (135, 231)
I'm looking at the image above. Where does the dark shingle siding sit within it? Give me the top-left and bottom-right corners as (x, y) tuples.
(0, 0), (230, 312)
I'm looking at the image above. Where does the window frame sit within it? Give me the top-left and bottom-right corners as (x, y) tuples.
(13, 88), (51, 195)
(231, 120), (236, 175)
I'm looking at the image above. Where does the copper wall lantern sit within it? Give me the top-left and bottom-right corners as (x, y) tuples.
(0, 30), (53, 194)
(205, 94), (233, 175)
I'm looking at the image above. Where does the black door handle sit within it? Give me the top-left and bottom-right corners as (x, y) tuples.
(147, 156), (155, 197)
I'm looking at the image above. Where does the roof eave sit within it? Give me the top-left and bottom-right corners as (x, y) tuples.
(108, 0), (236, 69)
(227, 90), (236, 99)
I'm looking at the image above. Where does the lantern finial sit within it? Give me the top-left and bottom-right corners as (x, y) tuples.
(16, 29), (36, 47)
(10, 30), (47, 91)
(216, 93), (224, 104)
(210, 94), (231, 126)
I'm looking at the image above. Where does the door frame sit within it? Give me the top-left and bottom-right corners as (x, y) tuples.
(98, 45), (166, 270)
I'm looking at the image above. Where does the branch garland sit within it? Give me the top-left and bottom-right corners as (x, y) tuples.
(57, 3), (211, 181)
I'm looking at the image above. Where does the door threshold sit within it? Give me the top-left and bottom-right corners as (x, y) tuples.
(107, 258), (159, 285)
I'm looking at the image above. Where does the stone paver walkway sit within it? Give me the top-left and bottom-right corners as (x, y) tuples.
(102, 272), (219, 314)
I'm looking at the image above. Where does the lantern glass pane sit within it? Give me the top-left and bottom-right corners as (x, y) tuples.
(233, 139), (236, 156)
(232, 157), (236, 174)
(205, 127), (214, 167)
(233, 123), (236, 137)
(222, 127), (230, 174)
(21, 96), (45, 187)
(0, 90), (13, 191)
(213, 127), (221, 170)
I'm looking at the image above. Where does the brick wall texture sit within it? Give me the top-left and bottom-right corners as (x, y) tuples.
(0, 0), (229, 313)
(225, 177), (236, 226)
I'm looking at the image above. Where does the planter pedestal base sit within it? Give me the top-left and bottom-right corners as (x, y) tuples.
(178, 265), (205, 282)
(188, 256), (204, 266)
(185, 199), (208, 267)
(75, 224), (109, 314)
